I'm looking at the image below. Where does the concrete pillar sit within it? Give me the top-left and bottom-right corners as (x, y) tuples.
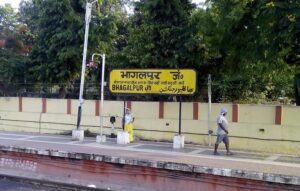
(96, 135), (106, 143)
(159, 102), (164, 119)
(42, 98), (47, 113)
(95, 100), (100, 116)
(173, 134), (185, 149)
(72, 130), (84, 141)
(67, 99), (72, 114)
(193, 102), (198, 120)
(275, 106), (282, 125)
(232, 104), (239, 122)
(18, 97), (22, 112)
(127, 101), (132, 110)
(117, 131), (130, 144)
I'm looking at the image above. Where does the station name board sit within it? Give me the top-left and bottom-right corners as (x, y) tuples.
(109, 69), (197, 95)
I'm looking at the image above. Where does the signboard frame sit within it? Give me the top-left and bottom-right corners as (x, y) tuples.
(108, 68), (198, 96)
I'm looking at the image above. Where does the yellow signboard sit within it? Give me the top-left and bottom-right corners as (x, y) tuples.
(109, 69), (197, 95)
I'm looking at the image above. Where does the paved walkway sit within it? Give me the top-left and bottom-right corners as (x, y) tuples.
(0, 131), (300, 179)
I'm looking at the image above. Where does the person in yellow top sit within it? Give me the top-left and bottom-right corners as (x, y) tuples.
(124, 108), (135, 142)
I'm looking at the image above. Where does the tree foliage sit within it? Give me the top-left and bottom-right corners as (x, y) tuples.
(0, 0), (299, 102)
(191, 0), (298, 102)
(20, 0), (127, 85)
(20, 0), (85, 85)
(124, 0), (204, 69)
(0, 4), (30, 95)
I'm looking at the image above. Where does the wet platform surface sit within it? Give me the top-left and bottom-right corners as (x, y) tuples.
(0, 131), (297, 164)
(0, 130), (300, 188)
(0, 131), (299, 163)
(0, 132), (300, 164)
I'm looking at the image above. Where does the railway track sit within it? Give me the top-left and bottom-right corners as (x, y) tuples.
(0, 175), (105, 191)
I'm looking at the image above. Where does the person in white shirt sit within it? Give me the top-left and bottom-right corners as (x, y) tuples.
(124, 108), (134, 142)
(214, 107), (233, 155)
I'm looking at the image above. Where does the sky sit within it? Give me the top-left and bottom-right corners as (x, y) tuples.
(1, 0), (206, 10)
(0, 0), (20, 9)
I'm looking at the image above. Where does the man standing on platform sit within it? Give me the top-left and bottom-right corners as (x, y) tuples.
(124, 108), (135, 142)
(214, 107), (233, 155)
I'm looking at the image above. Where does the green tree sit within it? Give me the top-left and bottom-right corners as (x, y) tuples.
(19, 0), (128, 97)
(193, 0), (297, 102)
(124, 0), (203, 69)
(0, 4), (30, 96)
(22, 0), (85, 86)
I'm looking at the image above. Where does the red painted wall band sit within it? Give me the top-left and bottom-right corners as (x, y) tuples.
(159, 102), (164, 119)
(232, 104), (239, 123)
(193, 102), (198, 120)
(18, 97), (22, 112)
(275, 106), (282, 125)
(127, 101), (132, 110)
(95, 100), (100, 116)
(67, 99), (71, 115)
(42, 98), (46, 113)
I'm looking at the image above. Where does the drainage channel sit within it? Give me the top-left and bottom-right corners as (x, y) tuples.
(0, 174), (102, 191)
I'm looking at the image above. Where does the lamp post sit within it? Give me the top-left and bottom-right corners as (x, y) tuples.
(208, 74), (212, 146)
(72, 0), (97, 141)
(91, 53), (106, 143)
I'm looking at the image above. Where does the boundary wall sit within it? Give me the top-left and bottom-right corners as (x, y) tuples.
(0, 97), (299, 155)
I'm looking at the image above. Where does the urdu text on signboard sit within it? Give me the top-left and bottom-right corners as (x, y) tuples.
(109, 69), (197, 95)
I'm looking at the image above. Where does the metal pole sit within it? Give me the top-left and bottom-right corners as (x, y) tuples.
(179, 96), (182, 135)
(76, 2), (92, 130)
(208, 74), (212, 146)
(100, 54), (105, 138)
(91, 53), (106, 141)
(122, 99), (125, 131)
